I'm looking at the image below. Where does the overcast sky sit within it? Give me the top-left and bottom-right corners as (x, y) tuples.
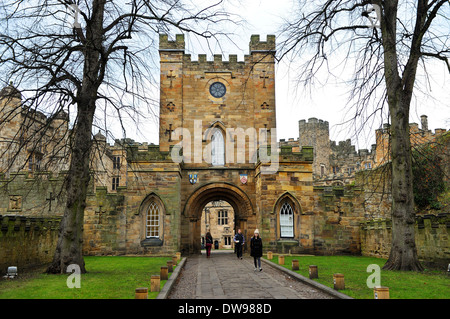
(112, 0), (449, 150)
(226, 0), (449, 148)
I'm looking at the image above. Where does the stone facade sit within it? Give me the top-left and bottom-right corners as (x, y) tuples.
(0, 34), (448, 272)
(0, 84), (70, 177)
(79, 34), (324, 256)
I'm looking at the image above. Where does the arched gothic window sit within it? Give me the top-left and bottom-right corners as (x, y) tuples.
(211, 129), (225, 166)
(146, 201), (160, 238)
(280, 202), (294, 238)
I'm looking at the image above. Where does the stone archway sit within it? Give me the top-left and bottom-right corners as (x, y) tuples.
(181, 182), (255, 254)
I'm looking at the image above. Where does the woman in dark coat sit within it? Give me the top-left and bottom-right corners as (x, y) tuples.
(250, 229), (263, 271)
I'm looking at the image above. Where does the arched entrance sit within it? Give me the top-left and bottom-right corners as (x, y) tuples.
(182, 182), (255, 254)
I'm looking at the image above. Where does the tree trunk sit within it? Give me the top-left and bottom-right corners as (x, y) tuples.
(47, 0), (105, 274)
(46, 101), (95, 274)
(379, 0), (423, 271)
(382, 94), (423, 271)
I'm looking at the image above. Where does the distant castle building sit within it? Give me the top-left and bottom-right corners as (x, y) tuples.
(0, 83), (70, 178)
(279, 116), (447, 186)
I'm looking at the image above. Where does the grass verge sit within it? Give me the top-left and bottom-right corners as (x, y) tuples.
(0, 256), (176, 299)
(264, 255), (449, 299)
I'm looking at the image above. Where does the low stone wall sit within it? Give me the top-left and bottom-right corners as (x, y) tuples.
(360, 213), (450, 267)
(0, 215), (61, 274)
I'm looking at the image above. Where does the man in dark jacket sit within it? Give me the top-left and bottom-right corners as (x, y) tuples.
(234, 229), (245, 259)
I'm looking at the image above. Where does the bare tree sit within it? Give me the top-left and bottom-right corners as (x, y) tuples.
(278, 0), (449, 271)
(0, 0), (235, 274)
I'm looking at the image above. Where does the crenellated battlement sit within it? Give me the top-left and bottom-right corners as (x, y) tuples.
(160, 33), (275, 68)
(299, 117), (330, 131)
(183, 53), (248, 67)
(159, 34), (185, 51)
(159, 33), (276, 54)
(0, 215), (61, 233)
(277, 145), (314, 162)
(249, 34), (276, 53)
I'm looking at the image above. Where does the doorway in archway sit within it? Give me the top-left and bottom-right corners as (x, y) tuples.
(200, 200), (235, 251)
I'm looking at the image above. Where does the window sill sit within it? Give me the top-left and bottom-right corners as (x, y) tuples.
(141, 238), (163, 247)
(277, 239), (299, 244)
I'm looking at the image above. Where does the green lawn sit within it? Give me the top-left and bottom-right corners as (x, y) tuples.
(0, 256), (176, 299)
(265, 255), (450, 299)
(2, 255), (448, 299)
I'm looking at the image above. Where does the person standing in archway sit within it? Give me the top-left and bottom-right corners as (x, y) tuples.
(205, 232), (213, 258)
(250, 229), (263, 271)
(234, 228), (245, 259)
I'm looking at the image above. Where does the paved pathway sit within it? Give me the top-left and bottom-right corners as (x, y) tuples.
(169, 250), (335, 299)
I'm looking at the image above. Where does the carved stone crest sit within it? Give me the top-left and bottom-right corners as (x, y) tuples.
(9, 195), (22, 210)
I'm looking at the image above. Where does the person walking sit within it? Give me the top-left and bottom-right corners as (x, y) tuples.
(250, 229), (263, 271)
(234, 228), (245, 259)
(205, 232), (213, 258)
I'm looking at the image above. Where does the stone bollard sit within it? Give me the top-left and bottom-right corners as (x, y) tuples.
(172, 255), (178, 266)
(151, 275), (161, 292)
(160, 266), (168, 280)
(333, 273), (345, 290)
(135, 287), (148, 299)
(278, 255), (285, 265)
(167, 260), (174, 273)
(267, 251), (273, 260)
(292, 259), (299, 270)
(374, 286), (390, 299)
(176, 252), (181, 261)
(309, 265), (318, 279)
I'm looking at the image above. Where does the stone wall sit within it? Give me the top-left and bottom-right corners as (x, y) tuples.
(309, 185), (365, 255)
(0, 215), (61, 273)
(257, 145), (315, 254)
(360, 213), (450, 267)
(0, 171), (66, 217)
(83, 186), (126, 256)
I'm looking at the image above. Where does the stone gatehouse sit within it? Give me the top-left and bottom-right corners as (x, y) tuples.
(1, 34), (447, 268)
(83, 34), (319, 256)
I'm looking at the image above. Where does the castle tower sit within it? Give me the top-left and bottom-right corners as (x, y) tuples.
(159, 34), (185, 152)
(158, 34), (276, 165)
(298, 118), (330, 179)
(248, 35), (276, 139)
(0, 83), (23, 172)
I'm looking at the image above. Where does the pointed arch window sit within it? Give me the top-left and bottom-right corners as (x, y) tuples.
(146, 201), (160, 238)
(211, 129), (225, 166)
(280, 202), (294, 238)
